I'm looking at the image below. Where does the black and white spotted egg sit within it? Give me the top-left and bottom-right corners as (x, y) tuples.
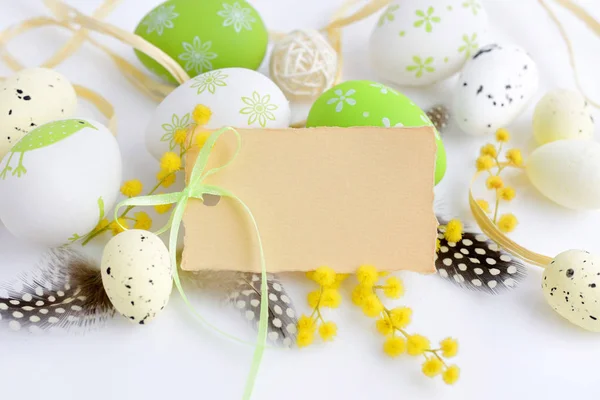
(453, 44), (539, 136)
(542, 250), (600, 332)
(101, 229), (172, 325)
(0, 68), (77, 159)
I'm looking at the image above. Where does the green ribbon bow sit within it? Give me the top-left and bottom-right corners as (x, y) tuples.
(114, 127), (268, 400)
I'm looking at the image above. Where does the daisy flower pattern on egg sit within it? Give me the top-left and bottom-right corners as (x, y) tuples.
(217, 2), (256, 33)
(178, 37), (218, 74)
(141, 4), (179, 36)
(240, 92), (279, 127)
(327, 89), (357, 113)
(190, 70), (228, 94)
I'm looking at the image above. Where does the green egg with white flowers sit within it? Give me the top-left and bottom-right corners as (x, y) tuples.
(134, 0), (268, 84)
(306, 80), (447, 185)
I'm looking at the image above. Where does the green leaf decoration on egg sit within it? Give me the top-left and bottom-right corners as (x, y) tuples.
(0, 119), (97, 179)
(134, 0), (268, 83)
(306, 80), (447, 185)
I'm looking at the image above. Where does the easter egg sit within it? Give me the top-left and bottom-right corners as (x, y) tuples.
(101, 230), (172, 324)
(369, 0), (488, 86)
(453, 44), (539, 136)
(0, 119), (121, 246)
(134, 0), (268, 83)
(0, 68), (77, 159)
(306, 80), (447, 185)
(542, 250), (600, 332)
(533, 89), (594, 145)
(526, 140), (600, 210)
(145, 67), (290, 160)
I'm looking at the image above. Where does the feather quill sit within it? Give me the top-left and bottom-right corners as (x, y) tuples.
(184, 270), (298, 347)
(435, 216), (527, 294)
(0, 247), (115, 332)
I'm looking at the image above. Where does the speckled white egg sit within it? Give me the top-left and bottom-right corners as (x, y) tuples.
(145, 67), (290, 160)
(453, 44), (539, 136)
(101, 229), (172, 324)
(369, 0), (488, 86)
(0, 118), (121, 246)
(526, 140), (600, 210)
(543, 250), (600, 332)
(533, 89), (594, 145)
(0, 68), (77, 159)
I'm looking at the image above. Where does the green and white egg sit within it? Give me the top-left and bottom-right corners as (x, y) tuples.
(0, 68), (77, 159)
(101, 230), (172, 325)
(135, 0), (268, 83)
(0, 118), (121, 246)
(145, 67), (290, 160)
(369, 0), (488, 86)
(306, 80), (447, 185)
(543, 250), (600, 332)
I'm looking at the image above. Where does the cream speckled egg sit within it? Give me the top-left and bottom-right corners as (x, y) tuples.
(533, 89), (594, 145)
(0, 119), (121, 246)
(526, 140), (600, 210)
(101, 230), (172, 325)
(0, 68), (77, 159)
(543, 250), (600, 332)
(369, 0), (488, 86)
(453, 44), (539, 136)
(145, 67), (290, 160)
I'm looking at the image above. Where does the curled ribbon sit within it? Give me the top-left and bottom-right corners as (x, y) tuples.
(114, 127), (269, 400)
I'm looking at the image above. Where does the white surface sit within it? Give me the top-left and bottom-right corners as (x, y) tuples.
(1, 0), (600, 399)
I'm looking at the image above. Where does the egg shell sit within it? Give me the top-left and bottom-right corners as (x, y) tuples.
(135, 0), (268, 83)
(306, 80), (447, 185)
(146, 67), (290, 160)
(542, 250), (600, 332)
(0, 68), (77, 159)
(533, 89), (594, 145)
(101, 230), (172, 324)
(453, 44), (539, 136)
(0, 119), (122, 246)
(369, 0), (488, 86)
(526, 140), (600, 210)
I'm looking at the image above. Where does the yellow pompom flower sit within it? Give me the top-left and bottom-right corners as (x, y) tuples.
(173, 128), (188, 145)
(389, 307), (412, 329)
(195, 130), (211, 149)
(376, 317), (394, 336)
(407, 334), (430, 356)
(440, 337), (459, 358)
(193, 104), (212, 125)
(160, 152), (182, 173)
(312, 266), (336, 287)
(307, 290), (320, 308)
(351, 284), (372, 306)
(154, 204), (172, 214)
(444, 219), (463, 243)
(499, 187), (516, 201)
(356, 264), (379, 287)
(486, 175), (504, 190)
(383, 336), (406, 357)
(94, 218), (109, 232)
(383, 276), (404, 299)
(443, 365), (460, 385)
(328, 273), (350, 289)
(422, 357), (444, 377)
(297, 328), (314, 348)
(133, 212), (152, 230)
(320, 288), (342, 308)
(120, 179), (143, 197)
(476, 199), (491, 213)
(109, 218), (129, 236)
(496, 128), (510, 142)
(436, 238), (441, 252)
(506, 148), (523, 166)
(475, 155), (495, 171)
(361, 294), (384, 317)
(156, 170), (177, 188)
(318, 321), (337, 341)
(497, 213), (518, 233)
(480, 143), (497, 158)
(297, 315), (316, 332)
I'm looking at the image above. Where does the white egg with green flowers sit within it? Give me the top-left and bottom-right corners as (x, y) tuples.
(0, 118), (122, 247)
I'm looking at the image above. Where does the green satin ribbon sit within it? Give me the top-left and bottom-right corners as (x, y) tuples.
(114, 127), (268, 400)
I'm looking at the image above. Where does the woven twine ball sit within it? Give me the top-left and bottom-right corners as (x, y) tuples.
(269, 29), (338, 100)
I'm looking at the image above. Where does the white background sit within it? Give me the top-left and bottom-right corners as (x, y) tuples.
(1, 0), (600, 399)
